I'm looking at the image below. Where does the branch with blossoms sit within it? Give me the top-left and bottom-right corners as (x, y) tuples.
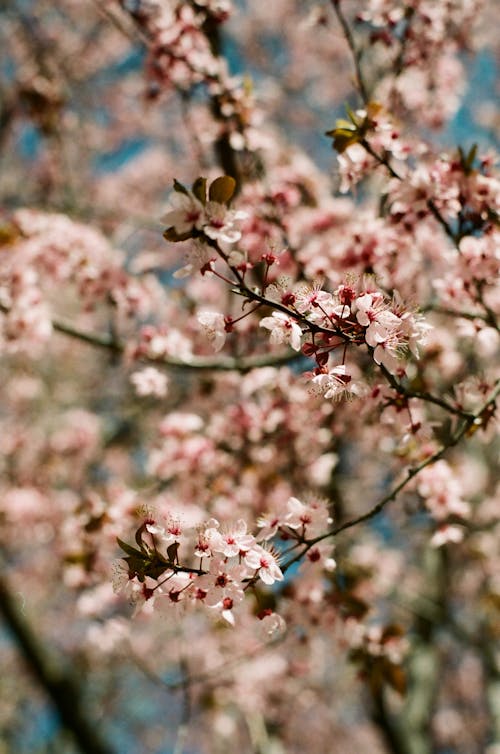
(160, 174), (497, 425)
(118, 0), (259, 181)
(163, 175), (430, 378)
(280, 376), (499, 572)
(115, 376), (498, 631)
(114, 165), (499, 627)
(115, 515), (287, 630)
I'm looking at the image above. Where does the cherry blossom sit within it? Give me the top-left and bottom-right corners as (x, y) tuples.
(244, 545), (284, 586)
(161, 191), (205, 236)
(197, 310), (227, 351)
(130, 367), (169, 398)
(1, 1), (499, 751)
(259, 311), (303, 351)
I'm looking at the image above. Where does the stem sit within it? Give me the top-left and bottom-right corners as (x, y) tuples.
(282, 378), (500, 572)
(0, 301), (303, 373)
(330, 0), (369, 105)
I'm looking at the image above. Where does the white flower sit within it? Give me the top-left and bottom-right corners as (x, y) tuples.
(309, 365), (366, 401)
(284, 496), (332, 536)
(355, 293), (401, 347)
(430, 524), (465, 548)
(260, 311), (302, 351)
(195, 557), (246, 623)
(203, 201), (247, 245)
(130, 367), (168, 398)
(197, 311), (227, 352)
(373, 340), (402, 374)
(245, 545), (283, 585)
(211, 519), (256, 558)
(161, 192), (204, 235)
(173, 239), (215, 279)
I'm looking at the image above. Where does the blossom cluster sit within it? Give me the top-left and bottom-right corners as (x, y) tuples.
(357, 0), (484, 127)
(0, 210), (158, 354)
(123, 0), (264, 152)
(116, 495), (334, 627)
(197, 274), (430, 383)
(161, 177), (431, 388)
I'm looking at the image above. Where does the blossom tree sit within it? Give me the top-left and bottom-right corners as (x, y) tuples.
(0, 1), (499, 753)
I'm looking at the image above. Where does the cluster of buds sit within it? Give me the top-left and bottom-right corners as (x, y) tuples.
(161, 179), (431, 393)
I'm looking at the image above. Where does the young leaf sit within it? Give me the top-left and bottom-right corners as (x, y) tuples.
(192, 177), (207, 204)
(163, 228), (193, 242)
(209, 175), (236, 204)
(173, 178), (189, 195)
(116, 537), (146, 558)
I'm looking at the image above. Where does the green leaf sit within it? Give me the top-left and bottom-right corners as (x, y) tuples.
(329, 129), (360, 154)
(326, 118), (356, 135)
(325, 117), (360, 154)
(173, 178), (189, 195)
(116, 537), (145, 559)
(345, 104), (359, 125)
(209, 175), (236, 204)
(192, 177), (207, 204)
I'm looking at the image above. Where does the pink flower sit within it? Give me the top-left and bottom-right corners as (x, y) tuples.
(309, 365), (366, 401)
(245, 545), (283, 585)
(197, 311), (227, 351)
(212, 519), (256, 558)
(130, 367), (168, 398)
(173, 240), (215, 279)
(284, 496), (332, 536)
(418, 461), (471, 521)
(294, 282), (334, 315)
(430, 524), (465, 548)
(161, 192), (204, 235)
(195, 557), (246, 623)
(194, 518), (221, 559)
(257, 511), (285, 541)
(203, 201), (247, 245)
(354, 293), (402, 347)
(259, 311), (303, 351)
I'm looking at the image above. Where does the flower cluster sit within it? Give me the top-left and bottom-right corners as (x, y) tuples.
(259, 279), (430, 379)
(116, 513), (286, 627)
(116, 494), (336, 627)
(257, 495), (333, 544)
(161, 176), (247, 269)
(358, 0), (483, 127)
(140, 3), (228, 93)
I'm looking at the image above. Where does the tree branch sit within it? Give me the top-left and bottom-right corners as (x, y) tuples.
(282, 378), (500, 572)
(0, 567), (115, 754)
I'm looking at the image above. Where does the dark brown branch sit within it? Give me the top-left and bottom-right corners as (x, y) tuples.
(0, 569), (115, 754)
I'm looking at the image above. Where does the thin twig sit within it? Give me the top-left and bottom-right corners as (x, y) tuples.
(330, 0), (369, 105)
(281, 378), (500, 572)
